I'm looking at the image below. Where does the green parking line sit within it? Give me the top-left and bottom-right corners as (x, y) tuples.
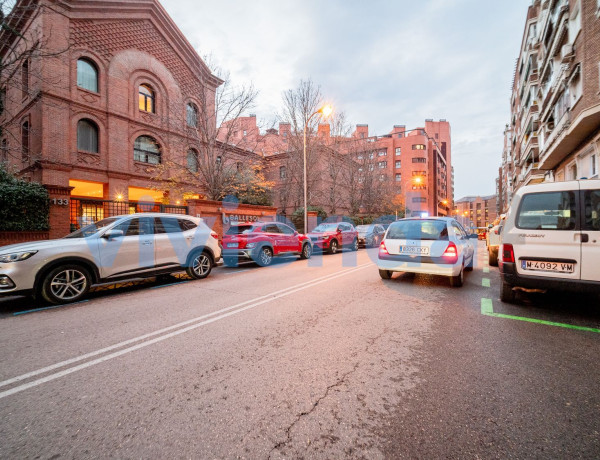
(481, 298), (600, 334)
(482, 278), (490, 288)
(483, 267), (490, 273)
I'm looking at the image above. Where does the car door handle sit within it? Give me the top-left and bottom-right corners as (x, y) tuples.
(581, 233), (589, 243)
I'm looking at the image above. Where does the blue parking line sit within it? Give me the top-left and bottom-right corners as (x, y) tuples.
(14, 300), (90, 316)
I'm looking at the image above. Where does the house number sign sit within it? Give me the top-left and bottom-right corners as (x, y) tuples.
(51, 198), (69, 206)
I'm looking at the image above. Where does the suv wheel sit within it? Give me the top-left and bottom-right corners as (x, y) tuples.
(40, 264), (91, 304)
(328, 240), (339, 255)
(352, 238), (358, 251)
(256, 247), (273, 266)
(187, 250), (213, 279)
(500, 282), (515, 303)
(300, 243), (312, 260)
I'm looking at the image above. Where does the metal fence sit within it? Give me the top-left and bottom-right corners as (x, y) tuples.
(69, 198), (188, 230)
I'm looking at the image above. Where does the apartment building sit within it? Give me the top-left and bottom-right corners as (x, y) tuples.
(454, 195), (498, 229)
(505, 0), (600, 195)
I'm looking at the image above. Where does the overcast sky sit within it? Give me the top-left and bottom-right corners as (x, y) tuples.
(161, 0), (530, 199)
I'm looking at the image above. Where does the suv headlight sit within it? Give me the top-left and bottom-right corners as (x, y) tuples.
(0, 251), (38, 263)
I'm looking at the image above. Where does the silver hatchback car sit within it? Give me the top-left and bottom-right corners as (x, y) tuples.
(0, 213), (221, 304)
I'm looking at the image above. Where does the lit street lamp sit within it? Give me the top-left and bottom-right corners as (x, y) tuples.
(303, 104), (332, 233)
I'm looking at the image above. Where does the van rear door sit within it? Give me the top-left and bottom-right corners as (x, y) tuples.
(512, 183), (581, 280)
(580, 183), (600, 282)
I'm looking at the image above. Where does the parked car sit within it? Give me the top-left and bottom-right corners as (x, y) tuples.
(487, 215), (505, 266)
(356, 224), (386, 248)
(377, 217), (476, 287)
(221, 222), (313, 267)
(307, 222), (358, 254)
(0, 213), (221, 304)
(499, 179), (600, 303)
(476, 227), (488, 240)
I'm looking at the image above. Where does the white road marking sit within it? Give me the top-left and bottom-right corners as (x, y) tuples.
(0, 263), (372, 399)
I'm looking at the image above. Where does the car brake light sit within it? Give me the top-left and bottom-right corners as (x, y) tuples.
(502, 244), (515, 263)
(210, 231), (219, 240)
(442, 242), (458, 263)
(379, 241), (389, 256)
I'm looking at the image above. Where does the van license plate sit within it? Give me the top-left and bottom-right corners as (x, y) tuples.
(521, 260), (575, 273)
(399, 246), (430, 255)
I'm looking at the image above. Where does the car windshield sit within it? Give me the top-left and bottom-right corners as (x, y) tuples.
(312, 223), (338, 232)
(226, 225), (258, 235)
(64, 217), (120, 238)
(386, 220), (449, 241)
(356, 225), (371, 232)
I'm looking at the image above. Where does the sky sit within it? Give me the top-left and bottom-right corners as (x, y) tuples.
(161, 0), (530, 199)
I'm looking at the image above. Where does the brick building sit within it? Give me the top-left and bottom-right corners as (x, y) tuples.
(221, 116), (453, 218)
(454, 195), (498, 229)
(0, 0), (259, 236)
(501, 0), (600, 196)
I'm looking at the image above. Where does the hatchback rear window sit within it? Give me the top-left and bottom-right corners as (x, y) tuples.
(226, 225), (257, 235)
(386, 220), (449, 240)
(517, 191), (577, 230)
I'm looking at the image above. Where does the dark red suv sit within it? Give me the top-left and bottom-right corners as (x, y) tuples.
(307, 222), (359, 254)
(221, 222), (313, 267)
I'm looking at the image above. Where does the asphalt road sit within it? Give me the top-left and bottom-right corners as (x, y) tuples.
(0, 242), (599, 458)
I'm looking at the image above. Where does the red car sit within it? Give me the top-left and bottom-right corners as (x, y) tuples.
(221, 222), (313, 267)
(307, 222), (359, 254)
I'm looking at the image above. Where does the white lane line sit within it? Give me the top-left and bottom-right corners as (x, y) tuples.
(224, 269), (251, 275)
(0, 263), (371, 399)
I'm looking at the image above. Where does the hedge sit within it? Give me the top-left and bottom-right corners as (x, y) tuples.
(0, 167), (49, 231)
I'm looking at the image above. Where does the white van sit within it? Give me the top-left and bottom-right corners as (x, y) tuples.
(499, 179), (600, 303)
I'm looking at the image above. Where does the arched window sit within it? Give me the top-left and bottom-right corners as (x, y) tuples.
(77, 119), (99, 153)
(187, 149), (198, 172)
(139, 84), (155, 113)
(186, 103), (198, 127)
(134, 135), (161, 164)
(77, 59), (98, 92)
(21, 120), (29, 161)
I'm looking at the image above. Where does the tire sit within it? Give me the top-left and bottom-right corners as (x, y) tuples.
(450, 265), (464, 287)
(255, 246), (273, 266)
(223, 256), (238, 267)
(465, 254), (474, 271)
(300, 243), (312, 260)
(40, 264), (92, 305)
(328, 240), (339, 255)
(379, 269), (392, 279)
(500, 282), (515, 303)
(186, 250), (213, 279)
(489, 248), (498, 267)
(351, 238), (358, 251)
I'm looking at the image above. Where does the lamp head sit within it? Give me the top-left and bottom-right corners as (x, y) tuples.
(319, 105), (333, 118)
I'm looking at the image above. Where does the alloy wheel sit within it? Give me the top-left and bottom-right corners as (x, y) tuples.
(192, 254), (211, 277)
(50, 269), (88, 301)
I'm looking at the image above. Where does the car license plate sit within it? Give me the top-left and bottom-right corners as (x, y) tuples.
(521, 260), (575, 273)
(227, 243), (238, 248)
(399, 245), (429, 255)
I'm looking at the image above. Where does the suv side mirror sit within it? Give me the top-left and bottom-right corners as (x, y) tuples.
(103, 229), (124, 240)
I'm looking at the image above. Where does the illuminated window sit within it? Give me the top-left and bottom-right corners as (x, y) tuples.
(412, 144), (426, 150)
(77, 59), (98, 92)
(139, 84), (155, 113)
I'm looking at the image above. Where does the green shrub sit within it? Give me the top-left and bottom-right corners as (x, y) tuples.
(0, 166), (49, 231)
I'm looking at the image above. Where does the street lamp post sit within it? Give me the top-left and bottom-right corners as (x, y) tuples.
(303, 104), (332, 233)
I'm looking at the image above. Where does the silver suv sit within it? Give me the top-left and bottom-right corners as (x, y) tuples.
(0, 213), (221, 304)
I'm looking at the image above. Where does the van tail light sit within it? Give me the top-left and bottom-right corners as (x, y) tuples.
(379, 241), (389, 256)
(442, 242), (458, 264)
(210, 231), (219, 240)
(502, 244), (515, 263)
(494, 229), (499, 235)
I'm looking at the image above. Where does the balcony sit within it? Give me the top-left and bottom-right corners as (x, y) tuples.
(521, 162), (546, 185)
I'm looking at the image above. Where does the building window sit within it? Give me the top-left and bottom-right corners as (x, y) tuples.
(395, 160), (401, 169)
(21, 60), (29, 99)
(412, 197), (426, 203)
(591, 155), (598, 177)
(395, 147), (401, 155)
(21, 120), (29, 161)
(412, 157), (427, 163)
(368, 152), (374, 159)
(216, 155), (222, 167)
(236, 161), (243, 171)
(412, 144), (426, 150)
(134, 135), (161, 164)
(186, 103), (198, 127)
(280, 165), (286, 179)
(187, 149), (198, 172)
(77, 119), (99, 153)
(139, 84), (155, 113)
(395, 173), (401, 182)
(378, 150), (387, 156)
(378, 161), (387, 168)
(568, 162), (577, 180)
(77, 59), (98, 92)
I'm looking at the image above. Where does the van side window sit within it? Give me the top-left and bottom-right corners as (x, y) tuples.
(583, 190), (600, 231)
(516, 192), (577, 230)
